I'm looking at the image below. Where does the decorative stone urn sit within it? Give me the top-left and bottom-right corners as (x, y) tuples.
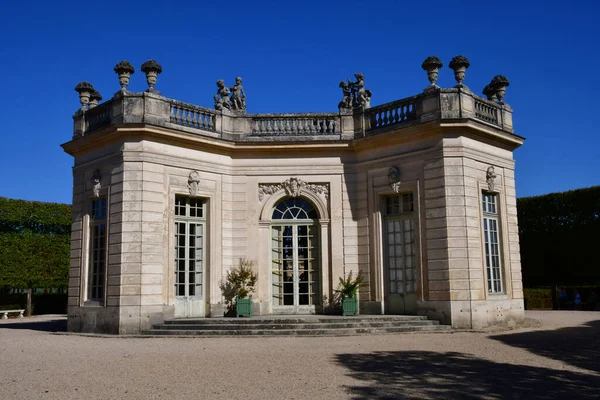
(141, 59), (163, 94)
(74, 82), (95, 110)
(490, 75), (510, 104)
(421, 56), (443, 91)
(448, 55), (471, 88)
(482, 83), (497, 101)
(113, 60), (135, 91)
(88, 89), (103, 109)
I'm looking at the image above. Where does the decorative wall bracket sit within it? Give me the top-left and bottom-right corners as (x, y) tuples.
(92, 169), (102, 197)
(486, 166), (497, 192)
(188, 171), (201, 197)
(259, 177), (329, 202)
(388, 166), (401, 193)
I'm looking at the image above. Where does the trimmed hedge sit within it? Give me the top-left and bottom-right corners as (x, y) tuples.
(0, 198), (71, 293)
(518, 186), (600, 287)
(523, 288), (553, 309)
(0, 293), (67, 315)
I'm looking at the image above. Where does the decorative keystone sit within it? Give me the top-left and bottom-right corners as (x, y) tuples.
(421, 56), (443, 90)
(490, 75), (510, 103)
(482, 83), (497, 101)
(141, 59), (163, 94)
(89, 89), (103, 108)
(113, 60), (135, 91)
(448, 55), (470, 88)
(74, 81), (95, 110)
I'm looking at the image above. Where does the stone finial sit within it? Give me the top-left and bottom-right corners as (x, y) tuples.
(388, 166), (401, 193)
(490, 75), (510, 103)
(482, 83), (497, 101)
(486, 166), (497, 192)
(141, 60), (163, 94)
(421, 56), (443, 91)
(92, 169), (102, 197)
(113, 60), (135, 91)
(188, 171), (201, 196)
(89, 89), (103, 109)
(448, 55), (470, 88)
(74, 82), (95, 111)
(214, 80), (231, 110)
(230, 77), (246, 112)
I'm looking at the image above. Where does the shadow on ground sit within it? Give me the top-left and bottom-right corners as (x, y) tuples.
(334, 350), (600, 399)
(490, 319), (600, 373)
(0, 318), (67, 332)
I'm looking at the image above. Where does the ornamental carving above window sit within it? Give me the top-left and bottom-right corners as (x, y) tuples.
(258, 177), (329, 202)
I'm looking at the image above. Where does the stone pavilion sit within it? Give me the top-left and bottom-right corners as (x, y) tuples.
(62, 56), (525, 334)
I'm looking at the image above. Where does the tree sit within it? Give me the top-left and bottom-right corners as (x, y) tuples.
(0, 198), (71, 315)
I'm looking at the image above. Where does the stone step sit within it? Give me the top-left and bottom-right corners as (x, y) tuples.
(162, 315), (429, 325)
(141, 325), (450, 337)
(153, 320), (440, 331)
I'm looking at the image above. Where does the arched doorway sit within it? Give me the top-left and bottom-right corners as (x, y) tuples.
(271, 197), (320, 314)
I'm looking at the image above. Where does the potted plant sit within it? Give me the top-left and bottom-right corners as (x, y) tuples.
(219, 259), (258, 317)
(335, 271), (366, 316)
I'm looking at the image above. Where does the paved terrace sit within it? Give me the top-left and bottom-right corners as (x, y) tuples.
(0, 311), (598, 399)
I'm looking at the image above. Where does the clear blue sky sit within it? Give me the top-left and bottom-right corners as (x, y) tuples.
(0, 0), (598, 204)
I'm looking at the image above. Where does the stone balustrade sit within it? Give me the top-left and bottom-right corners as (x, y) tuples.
(251, 114), (338, 136)
(365, 97), (417, 131)
(72, 88), (513, 141)
(474, 97), (500, 125)
(169, 100), (216, 131)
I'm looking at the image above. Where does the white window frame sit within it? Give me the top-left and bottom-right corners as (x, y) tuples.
(86, 196), (108, 304)
(174, 195), (206, 299)
(482, 192), (503, 294)
(383, 192), (417, 296)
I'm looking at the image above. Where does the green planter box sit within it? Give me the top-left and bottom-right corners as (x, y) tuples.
(342, 296), (358, 316)
(236, 296), (252, 317)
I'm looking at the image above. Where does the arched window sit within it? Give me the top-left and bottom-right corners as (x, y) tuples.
(272, 198), (318, 220)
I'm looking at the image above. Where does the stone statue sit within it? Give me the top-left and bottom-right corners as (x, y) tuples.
(486, 166), (497, 192)
(92, 169), (102, 197)
(338, 81), (352, 109)
(214, 80), (231, 110)
(230, 77), (246, 111)
(348, 73), (371, 108)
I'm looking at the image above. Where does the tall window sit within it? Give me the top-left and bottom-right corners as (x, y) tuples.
(384, 193), (416, 295)
(174, 196), (205, 298)
(271, 198), (320, 307)
(88, 197), (107, 301)
(482, 193), (502, 293)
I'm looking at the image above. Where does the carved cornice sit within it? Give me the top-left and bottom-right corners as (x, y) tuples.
(259, 177), (329, 201)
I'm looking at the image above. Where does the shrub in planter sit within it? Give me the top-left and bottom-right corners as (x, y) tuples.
(335, 271), (366, 316)
(219, 259), (257, 317)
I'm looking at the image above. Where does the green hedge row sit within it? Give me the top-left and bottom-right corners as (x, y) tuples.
(524, 287), (600, 310)
(0, 198), (71, 293)
(518, 186), (600, 286)
(0, 294), (67, 315)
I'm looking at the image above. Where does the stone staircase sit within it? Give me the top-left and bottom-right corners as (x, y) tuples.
(141, 315), (450, 337)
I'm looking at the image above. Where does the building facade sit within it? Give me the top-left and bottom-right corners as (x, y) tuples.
(63, 58), (525, 334)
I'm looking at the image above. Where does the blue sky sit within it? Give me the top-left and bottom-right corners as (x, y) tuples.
(0, 0), (598, 204)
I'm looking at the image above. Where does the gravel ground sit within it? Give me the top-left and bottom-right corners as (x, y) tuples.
(0, 311), (598, 400)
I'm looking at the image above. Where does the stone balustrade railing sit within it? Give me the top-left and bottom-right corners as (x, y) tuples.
(169, 100), (216, 131)
(473, 97), (500, 125)
(251, 114), (338, 136)
(72, 89), (513, 141)
(365, 97), (418, 131)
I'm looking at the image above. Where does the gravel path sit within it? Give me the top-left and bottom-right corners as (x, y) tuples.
(0, 311), (598, 399)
